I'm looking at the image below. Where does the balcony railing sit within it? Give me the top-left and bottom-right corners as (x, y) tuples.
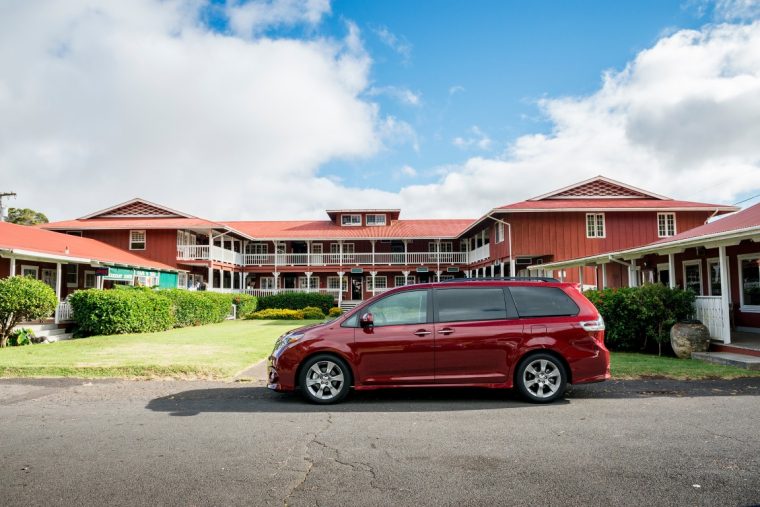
(55, 301), (74, 324)
(694, 296), (727, 342)
(177, 245), (244, 265)
(467, 244), (490, 263)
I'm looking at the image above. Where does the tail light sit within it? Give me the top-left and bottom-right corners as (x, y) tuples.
(580, 316), (605, 344)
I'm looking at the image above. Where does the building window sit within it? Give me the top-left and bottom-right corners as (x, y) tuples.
(130, 230), (146, 250)
(394, 275), (415, 287)
(658, 213), (676, 237)
(366, 214), (386, 226)
(84, 271), (98, 289)
(65, 264), (78, 287)
(586, 213), (605, 238)
(260, 277), (276, 290)
(495, 223), (505, 243)
(247, 243), (269, 255)
(428, 242), (453, 252)
(707, 259), (721, 296)
(367, 276), (387, 291)
(739, 255), (760, 310)
(20, 265), (39, 279)
(177, 272), (188, 289)
(682, 260), (703, 295)
(440, 275), (455, 281)
(341, 214), (362, 226)
(327, 276), (348, 290)
(298, 276), (320, 289)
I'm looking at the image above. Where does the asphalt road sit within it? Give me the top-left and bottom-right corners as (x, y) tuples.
(1, 377), (759, 507)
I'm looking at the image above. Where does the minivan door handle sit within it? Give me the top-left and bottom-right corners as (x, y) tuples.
(413, 329), (432, 336)
(438, 328), (454, 335)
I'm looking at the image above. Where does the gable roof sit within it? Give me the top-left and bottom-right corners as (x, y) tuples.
(529, 175), (670, 201)
(0, 221), (178, 272)
(79, 198), (194, 219)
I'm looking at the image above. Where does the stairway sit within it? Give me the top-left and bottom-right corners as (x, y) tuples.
(15, 323), (73, 343)
(340, 300), (361, 312)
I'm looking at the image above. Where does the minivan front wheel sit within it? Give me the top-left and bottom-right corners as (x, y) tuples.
(299, 354), (350, 404)
(516, 353), (567, 403)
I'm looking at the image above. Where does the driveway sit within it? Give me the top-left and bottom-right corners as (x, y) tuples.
(1, 378), (759, 506)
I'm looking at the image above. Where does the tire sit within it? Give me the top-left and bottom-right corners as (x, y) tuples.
(515, 353), (567, 403)
(299, 354), (351, 404)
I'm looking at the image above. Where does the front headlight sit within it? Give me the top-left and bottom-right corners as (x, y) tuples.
(283, 332), (305, 346)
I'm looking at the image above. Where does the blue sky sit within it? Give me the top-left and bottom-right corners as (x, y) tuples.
(2, 0), (759, 220)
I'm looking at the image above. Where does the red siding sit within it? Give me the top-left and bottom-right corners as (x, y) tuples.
(82, 229), (181, 268)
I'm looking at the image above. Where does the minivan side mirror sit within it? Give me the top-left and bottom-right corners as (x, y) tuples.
(360, 312), (374, 328)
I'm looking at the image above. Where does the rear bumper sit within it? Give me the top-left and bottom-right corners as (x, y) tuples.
(571, 344), (611, 385)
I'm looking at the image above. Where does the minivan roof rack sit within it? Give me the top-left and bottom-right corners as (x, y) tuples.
(439, 277), (559, 283)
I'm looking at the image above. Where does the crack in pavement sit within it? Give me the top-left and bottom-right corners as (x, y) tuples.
(282, 412), (333, 506)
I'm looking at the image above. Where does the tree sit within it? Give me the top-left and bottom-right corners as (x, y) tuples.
(0, 277), (57, 347)
(7, 207), (49, 225)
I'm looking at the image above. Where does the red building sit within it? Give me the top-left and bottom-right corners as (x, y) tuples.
(39, 176), (736, 310)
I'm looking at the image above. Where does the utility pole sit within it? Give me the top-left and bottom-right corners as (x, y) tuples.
(0, 192), (17, 222)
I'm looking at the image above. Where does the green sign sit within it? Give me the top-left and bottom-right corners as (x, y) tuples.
(447, 267), (460, 273)
(105, 267), (135, 281)
(350, 268), (364, 274)
(416, 267), (429, 273)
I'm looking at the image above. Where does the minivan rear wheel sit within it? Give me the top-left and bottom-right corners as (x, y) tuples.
(299, 354), (351, 404)
(515, 353), (567, 403)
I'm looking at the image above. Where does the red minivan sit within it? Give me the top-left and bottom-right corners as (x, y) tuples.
(267, 279), (610, 404)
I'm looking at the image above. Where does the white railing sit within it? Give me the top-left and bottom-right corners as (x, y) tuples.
(694, 296), (727, 342)
(55, 301), (74, 324)
(177, 245), (244, 265)
(468, 244), (490, 263)
(241, 288), (340, 297)
(242, 251), (469, 267)
(227, 304), (237, 320)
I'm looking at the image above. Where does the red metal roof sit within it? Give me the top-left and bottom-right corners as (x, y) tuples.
(652, 202), (760, 244)
(496, 199), (737, 212)
(41, 217), (229, 231)
(222, 219), (473, 239)
(0, 222), (177, 271)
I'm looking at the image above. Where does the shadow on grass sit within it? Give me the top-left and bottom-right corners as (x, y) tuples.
(145, 377), (760, 416)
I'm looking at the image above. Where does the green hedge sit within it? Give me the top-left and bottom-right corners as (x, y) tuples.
(302, 306), (326, 319)
(584, 284), (695, 354)
(161, 289), (233, 327)
(0, 276), (58, 348)
(248, 308), (305, 320)
(70, 288), (175, 336)
(232, 294), (258, 317)
(257, 292), (335, 313)
(328, 307), (343, 317)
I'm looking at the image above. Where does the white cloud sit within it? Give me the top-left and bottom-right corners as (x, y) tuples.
(452, 126), (493, 151)
(448, 85), (465, 96)
(226, 0), (332, 36)
(373, 25), (412, 65)
(367, 85), (421, 106)
(378, 116), (420, 152)
(712, 0), (760, 20)
(392, 21), (760, 218)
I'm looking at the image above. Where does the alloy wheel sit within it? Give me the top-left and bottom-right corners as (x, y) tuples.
(522, 358), (562, 399)
(304, 360), (345, 401)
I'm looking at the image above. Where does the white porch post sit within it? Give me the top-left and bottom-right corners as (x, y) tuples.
(402, 270), (410, 285)
(306, 241), (311, 268)
(718, 245), (731, 344)
(371, 240), (376, 267)
(273, 272), (280, 294)
(219, 268), (224, 289)
(436, 239), (441, 275)
(578, 267), (584, 290)
(339, 240), (343, 267)
(55, 262), (62, 301)
(337, 271), (345, 308)
(436, 270), (441, 282)
(305, 272), (312, 293)
(403, 240), (408, 265)
(668, 253), (676, 289)
(628, 261), (637, 288)
(207, 265), (213, 289)
(601, 263), (607, 289)
(559, 270), (565, 282)
(370, 271), (377, 296)
(239, 271), (244, 290)
(500, 262), (505, 279)
(9, 256), (15, 276)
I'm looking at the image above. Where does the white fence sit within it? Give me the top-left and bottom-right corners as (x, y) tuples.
(177, 245), (244, 265)
(693, 296), (728, 342)
(55, 301), (74, 324)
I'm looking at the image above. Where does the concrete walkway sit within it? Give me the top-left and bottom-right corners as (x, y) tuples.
(234, 359), (267, 381)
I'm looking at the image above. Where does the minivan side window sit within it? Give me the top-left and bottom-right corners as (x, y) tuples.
(435, 288), (512, 322)
(508, 286), (580, 318)
(363, 290), (428, 327)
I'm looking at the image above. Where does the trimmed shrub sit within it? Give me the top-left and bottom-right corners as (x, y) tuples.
(161, 289), (232, 327)
(0, 276), (58, 348)
(232, 294), (258, 317)
(69, 289), (175, 336)
(8, 328), (35, 347)
(585, 284), (695, 354)
(258, 292), (335, 313)
(328, 307), (343, 317)
(248, 308), (305, 320)
(302, 306), (326, 320)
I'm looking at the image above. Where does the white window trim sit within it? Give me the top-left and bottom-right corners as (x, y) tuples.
(682, 259), (703, 296)
(657, 213), (677, 238)
(327, 276), (348, 290)
(130, 229), (146, 250)
(330, 243), (355, 254)
(585, 213), (606, 238)
(340, 214), (362, 226)
(706, 257), (721, 296)
(365, 214), (386, 226)
(84, 270), (98, 289)
(65, 264), (79, 288)
(260, 276), (276, 290)
(20, 265), (39, 279)
(367, 275), (387, 290)
(495, 223), (505, 243)
(177, 272), (188, 289)
(298, 276), (320, 289)
(738, 253), (760, 313)
(394, 275), (415, 287)
(428, 242), (453, 252)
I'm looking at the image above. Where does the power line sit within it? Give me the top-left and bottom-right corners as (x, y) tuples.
(733, 193), (760, 206)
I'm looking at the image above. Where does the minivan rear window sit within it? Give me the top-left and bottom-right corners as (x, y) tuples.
(435, 288), (512, 322)
(508, 286), (579, 318)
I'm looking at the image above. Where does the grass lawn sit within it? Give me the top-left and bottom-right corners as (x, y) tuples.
(611, 352), (760, 380)
(0, 320), (318, 379)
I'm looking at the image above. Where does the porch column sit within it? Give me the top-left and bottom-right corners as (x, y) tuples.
(305, 272), (312, 293)
(371, 240), (376, 267)
(601, 263), (607, 289)
(55, 263), (62, 301)
(668, 253), (676, 289)
(273, 272), (280, 294)
(370, 271), (377, 296)
(403, 240), (408, 265)
(219, 268), (224, 289)
(500, 262), (505, 279)
(239, 271), (244, 290)
(207, 265), (212, 289)
(9, 256), (15, 276)
(306, 241), (311, 268)
(337, 271), (345, 308)
(578, 267), (584, 290)
(339, 240), (343, 267)
(718, 245), (731, 344)
(436, 270), (442, 282)
(510, 258), (516, 277)
(559, 270), (564, 282)
(436, 239), (441, 275)
(628, 261), (637, 288)
(402, 270), (410, 285)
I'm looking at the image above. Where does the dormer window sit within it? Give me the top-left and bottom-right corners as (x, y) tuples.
(366, 214), (386, 226)
(341, 214), (362, 226)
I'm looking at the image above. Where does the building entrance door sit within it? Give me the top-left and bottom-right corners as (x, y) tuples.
(351, 275), (362, 300)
